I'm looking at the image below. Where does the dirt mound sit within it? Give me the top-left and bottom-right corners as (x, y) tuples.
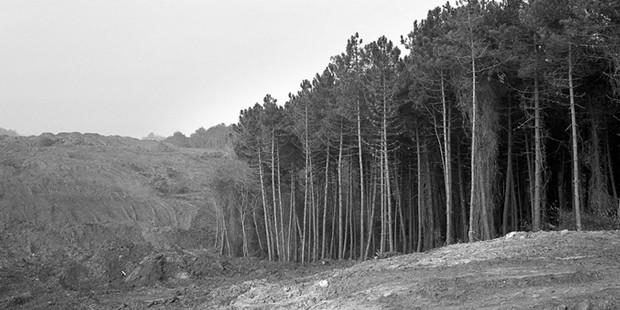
(124, 250), (228, 287)
(0, 132), (222, 239)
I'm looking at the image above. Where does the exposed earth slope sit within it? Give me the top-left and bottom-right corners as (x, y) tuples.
(0, 133), (234, 295)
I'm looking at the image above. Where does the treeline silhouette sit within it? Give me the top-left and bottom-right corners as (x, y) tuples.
(146, 124), (235, 150)
(216, 0), (620, 262)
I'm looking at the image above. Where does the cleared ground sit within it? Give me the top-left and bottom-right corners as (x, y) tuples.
(2, 231), (619, 309)
(213, 230), (620, 310)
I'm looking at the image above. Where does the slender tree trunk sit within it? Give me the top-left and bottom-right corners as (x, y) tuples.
(330, 175), (337, 258)
(276, 147), (285, 261)
(321, 143), (331, 260)
(533, 73), (543, 231)
(515, 159), (523, 229)
(380, 150), (385, 253)
(258, 147), (273, 260)
(271, 131), (281, 259)
(357, 100), (366, 259)
(416, 127), (424, 252)
(338, 129), (344, 259)
(253, 206), (263, 253)
(364, 158), (378, 258)
(302, 104), (309, 263)
(408, 165), (414, 251)
(525, 134), (534, 224)
(310, 155), (318, 262)
(288, 172), (295, 262)
(479, 165), (490, 240)
(395, 168), (407, 252)
(214, 203), (220, 249)
(348, 160), (355, 259)
(240, 207), (248, 257)
(223, 212), (231, 256)
(457, 143), (467, 241)
(425, 144), (436, 247)
(468, 23), (478, 242)
(606, 134), (618, 201)
(441, 74), (453, 245)
(503, 109), (514, 235)
(218, 215), (224, 255)
(568, 43), (582, 231)
(295, 199), (302, 262)
(343, 163), (350, 259)
(383, 78), (394, 252)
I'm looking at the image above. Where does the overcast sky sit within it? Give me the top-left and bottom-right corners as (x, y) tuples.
(1, 0), (448, 138)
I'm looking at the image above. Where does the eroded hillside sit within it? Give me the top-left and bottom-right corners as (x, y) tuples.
(0, 133), (237, 296)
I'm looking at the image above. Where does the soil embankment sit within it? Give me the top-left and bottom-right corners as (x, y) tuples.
(0, 133), (235, 303)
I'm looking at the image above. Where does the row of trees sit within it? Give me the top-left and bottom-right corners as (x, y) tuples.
(224, 0), (620, 262)
(163, 124), (235, 150)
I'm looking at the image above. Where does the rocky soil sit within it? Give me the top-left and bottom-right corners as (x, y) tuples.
(2, 230), (619, 309)
(218, 230), (620, 310)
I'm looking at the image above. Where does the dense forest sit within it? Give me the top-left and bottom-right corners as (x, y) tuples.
(220, 0), (620, 262)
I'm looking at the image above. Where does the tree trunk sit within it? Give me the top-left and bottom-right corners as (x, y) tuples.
(258, 147), (273, 260)
(568, 43), (582, 231)
(357, 100), (366, 259)
(503, 109), (514, 235)
(276, 147), (285, 261)
(441, 74), (453, 245)
(468, 21), (478, 242)
(394, 166), (407, 252)
(382, 74), (394, 252)
(348, 160), (355, 259)
(525, 134), (534, 225)
(408, 165), (414, 251)
(271, 131), (281, 259)
(253, 206), (263, 253)
(606, 133), (618, 201)
(240, 207), (248, 257)
(364, 158), (379, 259)
(457, 142), (467, 241)
(302, 103), (309, 263)
(416, 127), (424, 252)
(533, 73), (543, 231)
(310, 155), (318, 262)
(338, 128), (344, 260)
(380, 150), (385, 253)
(287, 172), (295, 262)
(321, 143), (331, 260)
(330, 174), (337, 258)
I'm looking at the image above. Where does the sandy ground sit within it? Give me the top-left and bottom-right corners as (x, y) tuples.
(2, 230), (619, 309)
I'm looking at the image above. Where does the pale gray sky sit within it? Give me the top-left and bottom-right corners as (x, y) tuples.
(0, 0), (448, 138)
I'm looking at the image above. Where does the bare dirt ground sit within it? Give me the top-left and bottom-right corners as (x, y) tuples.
(3, 230), (620, 309)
